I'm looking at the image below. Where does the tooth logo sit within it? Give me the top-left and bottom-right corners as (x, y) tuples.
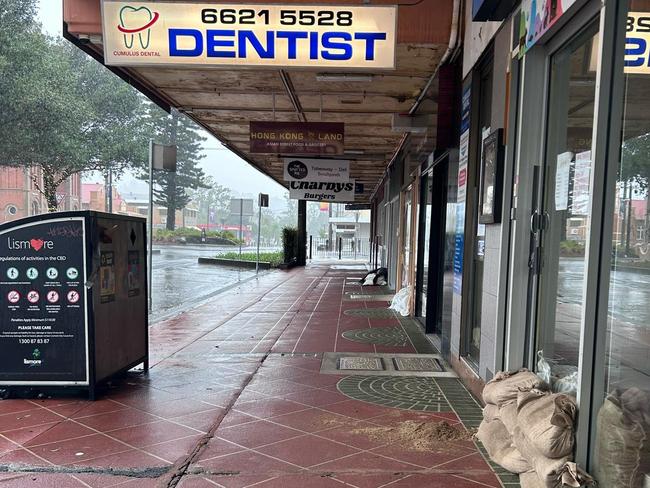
(117, 5), (160, 49)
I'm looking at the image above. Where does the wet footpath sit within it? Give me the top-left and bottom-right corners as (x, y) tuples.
(0, 264), (512, 488)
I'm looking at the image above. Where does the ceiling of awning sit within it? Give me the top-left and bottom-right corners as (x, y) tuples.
(63, 0), (453, 202)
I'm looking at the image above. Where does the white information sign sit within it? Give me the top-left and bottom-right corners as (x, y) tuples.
(284, 158), (350, 183)
(101, 2), (397, 69)
(554, 152), (573, 211)
(289, 180), (355, 202)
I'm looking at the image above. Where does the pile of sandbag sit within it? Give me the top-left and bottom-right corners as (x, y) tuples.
(594, 388), (650, 488)
(477, 369), (593, 488)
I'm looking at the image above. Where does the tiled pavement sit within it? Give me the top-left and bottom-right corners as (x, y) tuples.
(0, 264), (509, 487)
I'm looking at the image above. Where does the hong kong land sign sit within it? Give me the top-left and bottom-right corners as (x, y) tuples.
(101, 1), (397, 69)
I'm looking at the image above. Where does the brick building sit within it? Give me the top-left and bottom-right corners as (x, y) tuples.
(0, 166), (81, 224)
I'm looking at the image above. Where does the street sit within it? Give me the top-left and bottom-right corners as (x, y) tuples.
(558, 258), (650, 327)
(149, 245), (258, 323)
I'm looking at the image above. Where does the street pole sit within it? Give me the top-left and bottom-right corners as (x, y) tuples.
(239, 198), (243, 261)
(256, 196), (262, 274)
(147, 139), (154, 313)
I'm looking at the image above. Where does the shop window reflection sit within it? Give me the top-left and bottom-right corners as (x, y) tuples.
(594, 8), (650, 485)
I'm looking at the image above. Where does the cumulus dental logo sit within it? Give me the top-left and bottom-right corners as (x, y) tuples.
(117, 5), (160, 49)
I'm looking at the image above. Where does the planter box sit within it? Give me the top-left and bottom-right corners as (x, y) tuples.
(198, 257), (272, 270)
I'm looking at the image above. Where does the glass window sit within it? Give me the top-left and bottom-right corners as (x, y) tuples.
(534, 26), (600, 396)
(593, 6), (650, 485)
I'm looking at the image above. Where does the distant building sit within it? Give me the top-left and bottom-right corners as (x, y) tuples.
(0, 166), (81, 223)
(121, 194), (198, 229)
(81, 182), (127, 214)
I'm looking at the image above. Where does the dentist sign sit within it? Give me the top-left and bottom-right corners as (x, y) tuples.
(101, 1), (397, 69)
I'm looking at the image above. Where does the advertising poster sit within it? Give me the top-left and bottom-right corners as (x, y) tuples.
(0, 218), (87, 384)
(128, 251), (141, 297)
(100, 251), (116, 303)
(454, 85), (471, 296)
(519, 0), (578, 56)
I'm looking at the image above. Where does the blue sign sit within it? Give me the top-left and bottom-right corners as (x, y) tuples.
(453, 203), (465, 295)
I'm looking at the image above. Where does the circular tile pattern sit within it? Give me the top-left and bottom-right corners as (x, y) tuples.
(343, 308), (396, 319)
(341, 327), (408, 347)
(337, 376), (451, 412)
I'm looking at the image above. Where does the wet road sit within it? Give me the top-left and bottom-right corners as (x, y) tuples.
(149, 245), (259, 323)
(558, 257), (650, 327)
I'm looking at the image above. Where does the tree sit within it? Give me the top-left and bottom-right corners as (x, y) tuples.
(145, 107), (208, 230)
(189, 176), (232, 227)
(0, 5), (149, 210)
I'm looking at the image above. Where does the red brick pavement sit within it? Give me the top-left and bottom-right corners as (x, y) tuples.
(0, 264), (500, 487)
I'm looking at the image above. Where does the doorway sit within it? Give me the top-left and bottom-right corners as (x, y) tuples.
(415, 152), (458, 355)
(527, 22), (600, 393)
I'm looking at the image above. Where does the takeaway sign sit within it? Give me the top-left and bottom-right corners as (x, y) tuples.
(101, 1), (397, 69)
(289, 180), (356, 202)
(284, 158), (349, 183)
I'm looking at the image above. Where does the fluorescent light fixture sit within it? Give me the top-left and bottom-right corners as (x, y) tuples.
(316, 73), (374, 82)
(345, 150), (365, 155)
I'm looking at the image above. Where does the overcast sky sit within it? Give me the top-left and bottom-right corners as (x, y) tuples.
(36, 0), (288, 202)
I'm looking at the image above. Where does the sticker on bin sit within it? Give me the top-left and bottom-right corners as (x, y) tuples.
(47, 291), (60, 304)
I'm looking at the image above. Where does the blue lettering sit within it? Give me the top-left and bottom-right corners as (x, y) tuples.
(169, 29), (203, 57)
(309, 32), (319, 60)
(321, 32), (352, 61)
(206, 29), (236, 58)
(625, 37), (647, 67)
(238, 30), (275, 59)
(276, 31), (308, 59)
(354, 32), (387, 61)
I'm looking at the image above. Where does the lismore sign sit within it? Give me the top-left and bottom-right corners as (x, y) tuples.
(101, 1), (397, 69)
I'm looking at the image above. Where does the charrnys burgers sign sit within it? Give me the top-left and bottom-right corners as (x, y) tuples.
(101, 1), (397, 69)
(289, 180), (356, 202)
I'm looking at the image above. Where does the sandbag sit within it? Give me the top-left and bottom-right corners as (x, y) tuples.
(513, 426), (571, 487)
(520, 471), (546, 488)
(477, 419), (531, 474)
(499, 401), (518, 436)
(483, 403), (500, 422)
(516, 389), (576, 459)
(620, 387), (650, 427)
(483, 369), (547, 407)
(389, 286), (411, 316)
(594, 395), (650, 488)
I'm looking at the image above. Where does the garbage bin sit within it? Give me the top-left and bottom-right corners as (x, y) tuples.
(0, 211), (148, 399)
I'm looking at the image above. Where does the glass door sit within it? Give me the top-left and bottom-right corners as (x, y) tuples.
(416, 170), (433, 321)
(530, 23), (600, 396)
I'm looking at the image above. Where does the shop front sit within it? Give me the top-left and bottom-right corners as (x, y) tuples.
(463, 0), (650, 478)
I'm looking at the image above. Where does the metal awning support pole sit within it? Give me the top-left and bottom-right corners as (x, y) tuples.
(147, 139), (154, 313)
(239, 198), (243, 261)
(256, 197), (262, 274)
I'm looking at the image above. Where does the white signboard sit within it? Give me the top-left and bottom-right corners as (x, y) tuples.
(289, 180), (355, 202)
(101, 2), (397, 69)
(572, 151), (592, 216)
(625, 13), (650, 74)
(554, 152), (573, 211)
(284, 158), (349, 183)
